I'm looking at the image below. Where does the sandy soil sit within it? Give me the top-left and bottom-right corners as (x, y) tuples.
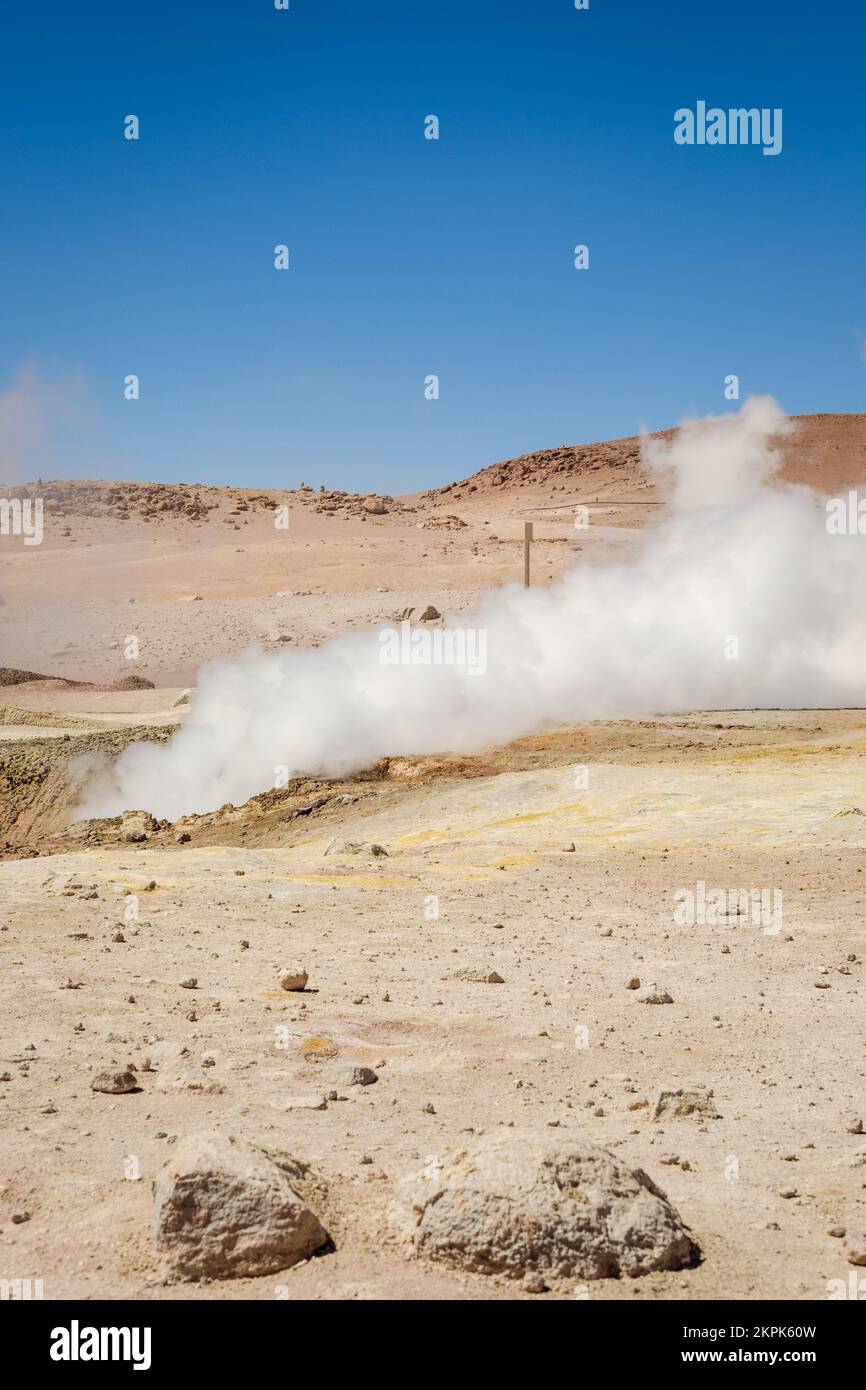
(0, 415), (864, 1301)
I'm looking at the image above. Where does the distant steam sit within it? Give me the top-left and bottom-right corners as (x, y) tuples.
(78, 398), (866, 822)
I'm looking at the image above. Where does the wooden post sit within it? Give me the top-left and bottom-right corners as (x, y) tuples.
(523, 521), (533, 587)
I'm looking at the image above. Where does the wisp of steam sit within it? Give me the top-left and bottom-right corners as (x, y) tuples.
(79, 398), (866, 822)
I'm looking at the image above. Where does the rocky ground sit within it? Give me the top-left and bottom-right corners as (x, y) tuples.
(0, 707), (864, 1300)
(1, 414), (865, 1301)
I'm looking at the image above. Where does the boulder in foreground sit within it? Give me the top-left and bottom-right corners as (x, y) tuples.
(391, 1128), (700, 1281)
(153, 1132), (329, 1280)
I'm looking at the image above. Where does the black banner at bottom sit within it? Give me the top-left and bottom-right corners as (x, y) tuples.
(3, 1297), (860, 1374)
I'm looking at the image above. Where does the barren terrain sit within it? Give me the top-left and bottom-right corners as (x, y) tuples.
(1, 414), (864, 1301)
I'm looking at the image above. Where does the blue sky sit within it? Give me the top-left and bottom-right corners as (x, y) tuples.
(1, 0), (864, 491)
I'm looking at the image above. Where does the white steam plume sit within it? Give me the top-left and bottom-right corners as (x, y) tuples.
(79, 397), (866, 822)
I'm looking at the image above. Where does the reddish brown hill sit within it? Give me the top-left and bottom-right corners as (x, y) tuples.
(421, 413), (866, 505)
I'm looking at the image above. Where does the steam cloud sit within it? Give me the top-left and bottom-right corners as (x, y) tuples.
(0, 364), (87, 482)
(79, 397), (866, 823)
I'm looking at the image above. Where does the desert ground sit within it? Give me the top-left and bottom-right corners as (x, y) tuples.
(0, 414), (864, 1300)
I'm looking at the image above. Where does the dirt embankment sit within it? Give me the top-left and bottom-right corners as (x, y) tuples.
(0, 727), (175, 855)
(2, 709), (861, 860)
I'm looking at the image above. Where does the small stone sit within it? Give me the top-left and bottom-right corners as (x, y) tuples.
(828, 1225), (845, 1238)
(179, 977), (198, 990)
(449, 968), (505, 984)
(324, 838), (388, 858)
(91, 1070), (139, 1095)
(523, 1271), (547, 1293)
(779, 1187), (798, 1199)
(112, 931), (126, 943)
(329, 1065), (378, 1088)
(11, 1211), (31, 1224)
(653, 1087), (719, 1122)
(626, 977), (641, 990)
(638, 987), (673, 1005)
(846, 1117), (863, 1135)
(280, 968), (309, 993)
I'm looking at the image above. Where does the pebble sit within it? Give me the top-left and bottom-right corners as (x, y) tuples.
(91, 1070), (139, 1095)
(280, 968), (309, 992)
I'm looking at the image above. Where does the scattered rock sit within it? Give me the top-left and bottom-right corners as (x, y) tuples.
(391, 1128), (699, 1280)
(449, 968), (505, 984)
(153, 1132), (329, 1280)
(637, 986), (673, 1005)
(179, 977), (198, 990)
(324, 839), (389, 858)
(327, 1064), (379, 1088)
(91, 1070), (139, 1095)
(844, 1222), (866, 1266)
(280, 968), (309, 993)
(653, 1087), (720, 1122)
(120, 810), (158, 843)
(626, 977), (641, 990)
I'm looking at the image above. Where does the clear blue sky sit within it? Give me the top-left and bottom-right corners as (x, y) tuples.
(1, 0), (864, 491)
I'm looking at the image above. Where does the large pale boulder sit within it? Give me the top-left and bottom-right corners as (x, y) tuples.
(153, 1132), (329, 1280)
(391, 1128), (699, 1281)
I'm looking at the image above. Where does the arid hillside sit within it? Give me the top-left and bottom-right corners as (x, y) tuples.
(1, 413), (863, 688)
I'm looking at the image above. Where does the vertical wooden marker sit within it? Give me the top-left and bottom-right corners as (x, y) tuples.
(524, 521), (533, 587)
